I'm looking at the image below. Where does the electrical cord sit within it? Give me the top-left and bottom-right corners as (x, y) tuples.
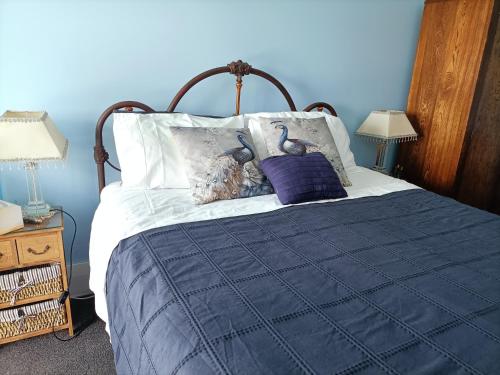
(48, 208), (95, 342)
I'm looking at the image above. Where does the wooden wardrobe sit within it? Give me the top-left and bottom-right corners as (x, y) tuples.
(397, 0), (500, 214)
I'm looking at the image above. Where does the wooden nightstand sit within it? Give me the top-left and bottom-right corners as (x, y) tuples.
(0, 209), (73, 344)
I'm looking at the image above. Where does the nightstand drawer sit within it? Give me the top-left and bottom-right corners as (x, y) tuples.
(0, 299), (67, 341)
(0, 241), (18, 270)
(16, 234), (61, 265)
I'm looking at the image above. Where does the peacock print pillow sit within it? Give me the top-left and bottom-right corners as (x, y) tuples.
(170, 127), (273, 204)
(252, 117), (351, 186)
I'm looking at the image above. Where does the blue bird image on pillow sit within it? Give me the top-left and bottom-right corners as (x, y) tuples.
(272, 121), (317, 156)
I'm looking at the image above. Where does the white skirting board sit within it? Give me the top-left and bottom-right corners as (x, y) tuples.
(70, 262), (91, 297)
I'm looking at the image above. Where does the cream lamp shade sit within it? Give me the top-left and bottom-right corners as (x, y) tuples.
(356, 110), (418, 142)
(0, 111), (68, 161)
(356, 110), (417, 174)
(0, 111), (68, 220)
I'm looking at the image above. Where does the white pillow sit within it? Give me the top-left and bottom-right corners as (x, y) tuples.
(113, 112), (244, 188)
(244, 111), (356, 170)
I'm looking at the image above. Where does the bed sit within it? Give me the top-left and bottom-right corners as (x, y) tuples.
(89, 61), (500, 374)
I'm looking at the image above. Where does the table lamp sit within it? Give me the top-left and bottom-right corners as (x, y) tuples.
(0, 111), (68, 219)
(356, 110), (417, 173)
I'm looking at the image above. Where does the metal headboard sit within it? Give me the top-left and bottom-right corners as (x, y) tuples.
(94, 60), (337, 193)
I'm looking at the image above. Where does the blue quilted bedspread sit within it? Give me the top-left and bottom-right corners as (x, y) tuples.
(106, 189), (500, 374)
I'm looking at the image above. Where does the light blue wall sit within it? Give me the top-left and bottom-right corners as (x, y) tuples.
(0, 0), (423, 262)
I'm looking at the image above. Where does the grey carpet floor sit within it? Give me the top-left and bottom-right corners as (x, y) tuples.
(0, 298), (116, 375)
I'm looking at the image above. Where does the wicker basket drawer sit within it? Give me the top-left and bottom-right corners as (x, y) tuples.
(16, 233), (61, 264)
(0, 264), (63, 306)
(0, 299), (66, 339)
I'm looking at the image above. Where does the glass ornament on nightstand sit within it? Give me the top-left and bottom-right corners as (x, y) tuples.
(0, 111), (68, 219)
(356, 110), (418, 174)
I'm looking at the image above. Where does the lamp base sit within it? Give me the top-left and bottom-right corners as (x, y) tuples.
(22, 202), (51, 219)
(22, 161), (51, 220)
(373, 142), (389, 173)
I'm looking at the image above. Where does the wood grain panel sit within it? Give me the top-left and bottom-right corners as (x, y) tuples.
(398, 0), (494, 195)
(399, 0), (458, 188)
(456, 4), (500, 214)
(16, 233), (61, 265)
(0, 240), (17, 270)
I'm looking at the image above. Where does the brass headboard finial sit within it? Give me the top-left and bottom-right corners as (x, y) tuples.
(227, 60), (252, 76)
(227, 60), (252, 115)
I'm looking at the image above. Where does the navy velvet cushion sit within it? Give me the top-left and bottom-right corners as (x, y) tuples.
(260, 152), (348, 205)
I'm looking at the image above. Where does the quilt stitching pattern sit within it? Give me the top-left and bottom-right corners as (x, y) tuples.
(133, 234), (499, 372)
(110, 319), (135, 374)
(140, 259), (489, 343)
(245, 216), (483, 374)
(140, 233), (231, 375)
(172, 293), (499, 375)
(107, 190), (500, 374)
(214, 219), (400, 374)
(274, 215), (500, 345)
(178, 223), (317, 375)
(345, 218), (499, 302)
(384, 197), (500, 286)
(111, 255), (159, 375)
(136, 241), (495, 325)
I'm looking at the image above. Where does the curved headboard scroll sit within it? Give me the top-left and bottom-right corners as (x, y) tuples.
(94, 60), (337, 194)
(94, 101), (154, 191)
(167, 60), (297, 114)
(303, 102), (337, 117)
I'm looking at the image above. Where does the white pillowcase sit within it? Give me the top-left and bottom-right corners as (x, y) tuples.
(113, 112), (244, 189)
(245, 111), (356, 170)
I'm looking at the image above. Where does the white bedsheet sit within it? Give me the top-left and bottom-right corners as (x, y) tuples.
(89, 166), (418, 327)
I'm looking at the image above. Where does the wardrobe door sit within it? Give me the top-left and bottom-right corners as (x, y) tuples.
(455, 4), (500, 214)
(397, 0), (494, 195)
